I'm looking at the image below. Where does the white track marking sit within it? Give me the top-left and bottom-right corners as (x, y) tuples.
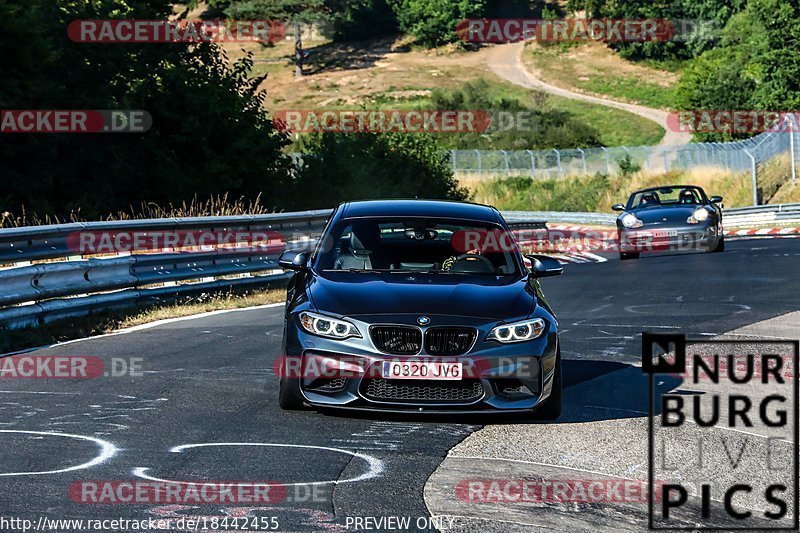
(579, 251), (608, 263)
(133, 442), (384, 487)
(0, 430), (117, 476)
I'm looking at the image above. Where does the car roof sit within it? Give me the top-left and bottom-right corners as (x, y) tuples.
(631, 185), (704, 195)
(338, 199), (500, 223)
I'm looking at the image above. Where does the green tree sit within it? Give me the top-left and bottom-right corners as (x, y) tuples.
(0, 0), (291, 220)
(388, 0), (486, 47)
(327, 0), (398, 41)
(574, 0), (748, 60)
(674, 0), (800, 140)
(293, 133), (469, 209)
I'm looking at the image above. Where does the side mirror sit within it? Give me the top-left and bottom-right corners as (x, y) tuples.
(611, 203), (626, 212)
(709, 195), (723, 203)
(278, 250), (310, 271)
(525, 254), (564, 278)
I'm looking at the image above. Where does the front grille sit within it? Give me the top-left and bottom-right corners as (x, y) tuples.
(370, 326), (421, 355)
(362, 378), (484, 403)
(424, 327), (477, 355)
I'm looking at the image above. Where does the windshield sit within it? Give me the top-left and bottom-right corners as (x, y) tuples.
(314, 217), (522, 276)
(627, 187), (706, 209)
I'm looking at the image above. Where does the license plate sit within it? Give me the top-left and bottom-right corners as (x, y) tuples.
(381, 361), (462, 380)
(654, 230), (678, 238)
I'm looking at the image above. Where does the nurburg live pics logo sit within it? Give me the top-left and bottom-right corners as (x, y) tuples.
(643, 333), (799, 530)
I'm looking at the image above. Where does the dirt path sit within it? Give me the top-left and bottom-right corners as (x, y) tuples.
(486, 42), (691, 146)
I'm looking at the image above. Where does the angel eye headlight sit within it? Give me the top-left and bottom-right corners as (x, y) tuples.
(620, 213), (643, 229)
(488, 318), (547, 344)
(299, 311), (361, 340)
(688, 207), (710, 223)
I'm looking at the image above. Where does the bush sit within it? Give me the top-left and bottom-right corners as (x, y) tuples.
(617, 154), (642, 177)
(293, 133), (469, 209)
(429, 79), (603, 149)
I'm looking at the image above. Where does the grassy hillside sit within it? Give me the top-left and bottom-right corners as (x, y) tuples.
(523, 42), (680, 110)
(227, 38), (665, 147)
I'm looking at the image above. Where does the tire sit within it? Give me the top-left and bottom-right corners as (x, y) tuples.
(535, 351), (562, 420)
(620, 251), (640, 260)
(710, 236), (725, 253)
(278, 377), (305, 410)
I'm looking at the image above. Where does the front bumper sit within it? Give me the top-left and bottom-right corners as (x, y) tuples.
(282, 313), (559, 413)
(618, 223), (719, 252)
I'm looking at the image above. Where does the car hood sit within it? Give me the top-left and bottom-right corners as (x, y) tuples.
(630, 205), (700, 223)
(307, 272), (534, 320)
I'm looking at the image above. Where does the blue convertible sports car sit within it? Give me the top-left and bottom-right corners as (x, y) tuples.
(613, 185), (725, 260)
(277, 200), (563, 418)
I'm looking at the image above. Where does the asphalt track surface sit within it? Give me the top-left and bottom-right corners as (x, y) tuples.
(0, 237), (798, 532)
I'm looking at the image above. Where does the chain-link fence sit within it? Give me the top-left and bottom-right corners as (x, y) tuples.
(452, 114), (799, 206)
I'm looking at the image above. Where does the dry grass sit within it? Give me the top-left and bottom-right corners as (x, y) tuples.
(466, 150), (800, 212)
(467, 166), (778, 213)
(0, 193), (276, 228)
(0, 289), (285, 355)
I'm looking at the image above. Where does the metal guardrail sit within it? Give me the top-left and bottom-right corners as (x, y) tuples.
(722, 203), (800, 227)
(503, 204), (800, 228)
(0, 204), (796, 331)
(0, 211), (332, 330)
(504, 211), (616, 226)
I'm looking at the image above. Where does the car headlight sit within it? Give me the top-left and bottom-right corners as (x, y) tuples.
(620, 213), (643, 229)
(299, 311), (361, 339)
(687, 207), (710, 224)
(487, 318), (547, 343)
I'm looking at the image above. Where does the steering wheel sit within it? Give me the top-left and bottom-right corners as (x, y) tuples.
(449, 253), (495, 273)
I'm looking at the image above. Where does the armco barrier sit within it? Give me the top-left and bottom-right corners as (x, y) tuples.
(0, 211), (332, 330)
(0, 205), (797, 331)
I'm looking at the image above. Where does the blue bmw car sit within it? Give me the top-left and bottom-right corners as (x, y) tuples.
(277, 200), (563, 418)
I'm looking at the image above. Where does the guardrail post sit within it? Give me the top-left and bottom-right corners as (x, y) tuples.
(744, 149), (758, 205)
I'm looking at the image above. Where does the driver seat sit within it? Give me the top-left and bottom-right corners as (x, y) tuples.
(335, 223), (380, 270)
